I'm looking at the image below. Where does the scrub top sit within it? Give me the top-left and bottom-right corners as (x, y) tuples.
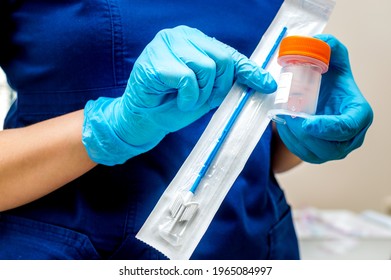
(0, 0), (299, 260)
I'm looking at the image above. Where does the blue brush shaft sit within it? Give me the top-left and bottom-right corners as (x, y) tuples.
(189, 27), (287, 194)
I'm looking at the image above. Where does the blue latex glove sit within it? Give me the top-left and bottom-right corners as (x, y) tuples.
(83, 25), (277, 165)
(276, 34), (373, 164)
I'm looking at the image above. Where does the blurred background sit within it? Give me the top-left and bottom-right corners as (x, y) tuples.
(0, 0), (390, 259)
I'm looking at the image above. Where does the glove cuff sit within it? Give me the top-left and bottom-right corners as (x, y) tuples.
(82, 97), (154, 166)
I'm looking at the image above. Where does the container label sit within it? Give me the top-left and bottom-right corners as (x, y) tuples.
(275, 72), (293, 104)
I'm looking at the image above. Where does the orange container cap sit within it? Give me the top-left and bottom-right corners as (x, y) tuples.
(278, 36), (331, 66)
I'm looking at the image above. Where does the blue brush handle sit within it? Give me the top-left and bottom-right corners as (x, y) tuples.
(189, 27), (287, 194)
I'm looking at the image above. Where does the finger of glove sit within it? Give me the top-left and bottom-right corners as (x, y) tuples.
(230, 47), (277, 93)
(196, 36), (277, 94)
(278, 116), (351, 163)
(314, 34), (352, 74)
(187, 36), (236, 107)
(302, 102), (373, 142)
(127, 35), (201, 112)
(137, 62), (200, 112)
(176, 46), (218, 109)
(139, 39), (201, 112)
(155, 26), (227, 110)
(303, 115), (370, 161)
(154, 27), (224, 111)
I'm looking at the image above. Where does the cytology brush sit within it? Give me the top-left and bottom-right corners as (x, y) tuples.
(137, 0), (335, 260)
(158, 27), (288, 246)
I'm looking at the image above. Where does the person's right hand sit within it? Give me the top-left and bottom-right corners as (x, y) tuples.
(82, 25), (277, 166)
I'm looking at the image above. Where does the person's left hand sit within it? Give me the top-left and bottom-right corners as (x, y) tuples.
(276, 34), (373, 164)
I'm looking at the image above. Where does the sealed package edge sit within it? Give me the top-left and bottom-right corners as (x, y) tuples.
(137, 0), (336, 260)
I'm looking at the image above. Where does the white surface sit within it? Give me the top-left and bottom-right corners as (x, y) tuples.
(294, 208), (391, 260)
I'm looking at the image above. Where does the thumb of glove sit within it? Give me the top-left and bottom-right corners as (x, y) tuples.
(314, 34), (352, 75)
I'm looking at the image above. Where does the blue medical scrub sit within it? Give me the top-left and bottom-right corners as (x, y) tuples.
(0, 0), (299, 259)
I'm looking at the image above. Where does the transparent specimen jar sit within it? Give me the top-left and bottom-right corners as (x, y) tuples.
(271, 36), (331, 120)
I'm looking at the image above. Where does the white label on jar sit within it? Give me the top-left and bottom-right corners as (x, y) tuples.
(275, 72), (293, 104)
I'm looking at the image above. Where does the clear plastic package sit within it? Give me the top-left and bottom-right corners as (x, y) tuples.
(137, 0), (336, 260)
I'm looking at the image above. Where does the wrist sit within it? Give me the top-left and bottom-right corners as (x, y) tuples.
(82, 97), (154, 165)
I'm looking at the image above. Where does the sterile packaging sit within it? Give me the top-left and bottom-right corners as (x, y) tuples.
(137, 0), (336, 260)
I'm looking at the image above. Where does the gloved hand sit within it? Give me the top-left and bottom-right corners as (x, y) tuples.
(83, 25), (277, 165)
(276, 34), (373, 164)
